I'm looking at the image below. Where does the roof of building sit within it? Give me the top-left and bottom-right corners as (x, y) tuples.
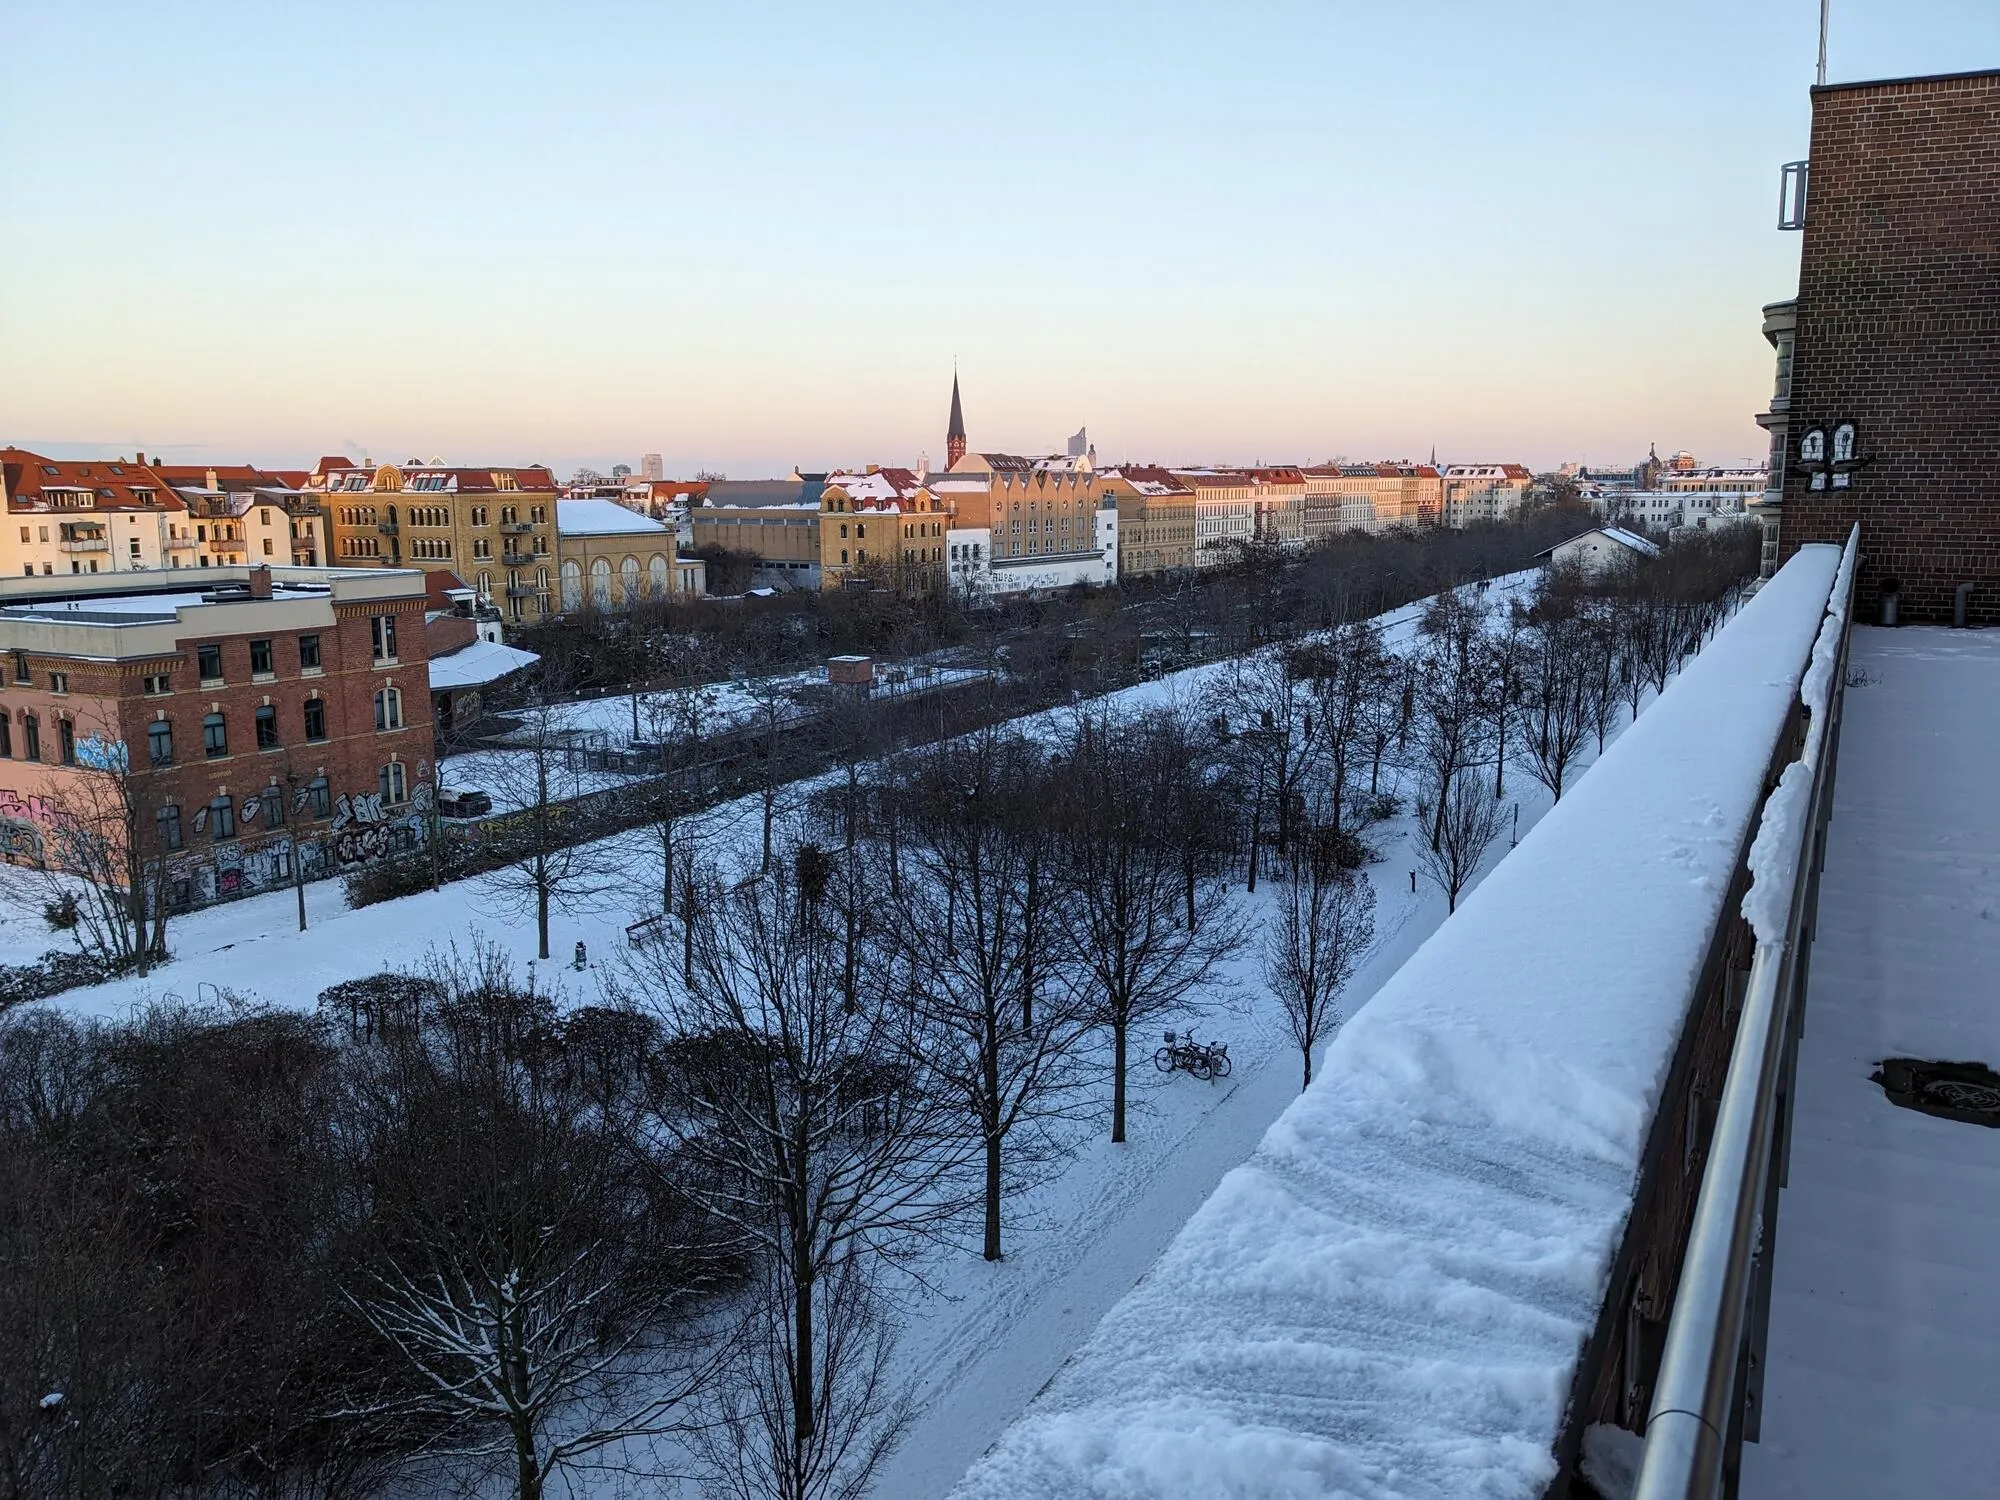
(1443, 463), (1535, 481)
(556, 498), (672, 537)
(307, 462), (561, 494)
(427, 637), (542, 691)
(1102, 465), (1194, 496)
(824, 467), (926, 510)
(699, 479), (827, 509)
(2, 448), (186, 514)
(947, 372), (966, 441)
(1538, 525), (1661, 559)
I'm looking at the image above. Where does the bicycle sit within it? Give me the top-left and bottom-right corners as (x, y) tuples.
(1153, 1028), (1232, 1082)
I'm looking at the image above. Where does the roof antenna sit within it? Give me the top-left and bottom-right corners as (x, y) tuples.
(1816, 0), (1830, 86)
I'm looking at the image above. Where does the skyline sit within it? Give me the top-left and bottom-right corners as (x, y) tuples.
(5, 0), (1995, 478)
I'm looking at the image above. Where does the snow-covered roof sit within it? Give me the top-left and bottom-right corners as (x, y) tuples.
(950, 544), (1845, 1500)
(426, 638), (540, 691)
(556, 498), (671, 537)
(1443, 462), (1535, 481)
(1538, 526), (1660, 560)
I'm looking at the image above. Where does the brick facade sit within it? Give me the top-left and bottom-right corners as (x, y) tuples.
(0, 568), (436, 906)
(1777, 70), (2000, 623)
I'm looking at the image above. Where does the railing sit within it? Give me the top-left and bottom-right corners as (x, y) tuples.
(1634, 526), (1858, 1499)
(58, 536), (109, 552)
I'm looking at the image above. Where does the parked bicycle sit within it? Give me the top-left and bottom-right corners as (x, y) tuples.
(1154, 1028), (1232, 1082)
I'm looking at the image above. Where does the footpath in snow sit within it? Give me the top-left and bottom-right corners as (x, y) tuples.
(947, 545), (1841, 1500)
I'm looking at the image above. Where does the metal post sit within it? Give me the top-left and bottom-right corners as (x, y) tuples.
(285, 771), (307, 932)
(1816, 0), (1830, 86)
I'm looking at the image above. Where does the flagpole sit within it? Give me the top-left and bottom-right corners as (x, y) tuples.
(1816, 0), (1829, 86)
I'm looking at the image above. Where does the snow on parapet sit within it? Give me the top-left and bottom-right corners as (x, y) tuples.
(949, 545), (1841, 1500)
(1741, 525), (1859, 945)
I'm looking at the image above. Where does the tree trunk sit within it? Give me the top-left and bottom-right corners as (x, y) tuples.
(1246, 800), (1262, 895)
(1111, 1011), (1129, 1144)
(1022, 853), (1039, 1030)
(536, 861), (551, 960)
(513, 1418), (542, 1500)
(1302, 1048), (1313, 1091)
(792, 1247), (816, 1445)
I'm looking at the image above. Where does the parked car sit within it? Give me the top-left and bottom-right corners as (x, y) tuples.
(437, 787), (493, 819)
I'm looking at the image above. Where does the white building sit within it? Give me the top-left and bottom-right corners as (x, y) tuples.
(1537, 526), (1661, 577)
(1441, 463), (1534, 527)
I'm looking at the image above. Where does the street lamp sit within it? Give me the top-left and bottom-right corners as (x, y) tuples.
(283, 769), (307, 932)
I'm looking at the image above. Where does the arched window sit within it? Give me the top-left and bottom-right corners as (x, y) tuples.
(147, 720), (173, 767)
(21, 714), (40, 761)
(374, 686), (403, 731)
(379, 760), (407, 805)
(619, 555), (641, 602)
(589, 557), (612, 608)
(203, 712), (227, 758)
(0, 713), (11, 759)
(561, 559), (583, 609)
(649, 553), (670, 596)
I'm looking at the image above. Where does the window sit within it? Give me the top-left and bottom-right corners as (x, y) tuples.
(258, 508), (270, 526)
(261, 538), (273, 557)
(303, 698), (327, 741)
(379, 760), (407, 804)
(48, 671), (68, 695)
(56, 719), (74, 765)
(12, 651), (29, 685)
(209, 796), (236, 840)
(255, 704), (278, 749)
(0, 715), (9, 759)
(148, 720), (174, 767)
(307, 776), (331, 819)
(470, 505), (488, 526)
(374, 687), (402, 731)
(22, 715), (40, 761)
(298, 633), (321, 671)
(197, 643), (223, 682)
(250, 638), (273, 675)
(157, 805), (183, 851)
(371, 614), (397, 662)
(265, 781), (287, 825)
(203, 712), (228, 758)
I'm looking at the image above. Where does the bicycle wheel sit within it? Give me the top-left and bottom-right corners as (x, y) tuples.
(1189, 1056), (1213, 1081)
(1209, 1051), (1232, 1079)
(1153, 1046), (1177, 1073)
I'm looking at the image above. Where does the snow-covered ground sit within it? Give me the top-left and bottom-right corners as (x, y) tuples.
(1742, 626), (2000, 1499)
(947, 546), (1840, 1500)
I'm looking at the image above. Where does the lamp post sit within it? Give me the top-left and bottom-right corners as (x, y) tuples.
(284, 769), (307, 932)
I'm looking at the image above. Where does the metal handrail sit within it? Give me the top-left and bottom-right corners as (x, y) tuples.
(1634, 532), (1857, 1499)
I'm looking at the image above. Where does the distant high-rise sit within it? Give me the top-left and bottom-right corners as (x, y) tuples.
(946, 373), (967, 468)
(640, 452), (664, 481)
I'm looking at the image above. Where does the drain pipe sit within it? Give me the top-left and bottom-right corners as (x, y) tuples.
(1954, 582), (1974, 628)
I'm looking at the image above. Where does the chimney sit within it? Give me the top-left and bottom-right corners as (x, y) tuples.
(205, 468), (218, 491)
(248, 565), (273, 600)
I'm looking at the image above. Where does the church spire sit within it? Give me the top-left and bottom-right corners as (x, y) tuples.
(946, 370), (967, 467)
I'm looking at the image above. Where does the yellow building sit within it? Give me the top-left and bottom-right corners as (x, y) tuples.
(819, 466), (948, 592)
(554, 499), (682, 609)
(688, 479), (825, 589)
(1099, 467), (1198, 577)
(1300, 463), (1443, 536)
(308, 459), (562, 624)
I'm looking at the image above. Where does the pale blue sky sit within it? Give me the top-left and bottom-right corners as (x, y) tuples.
(4, 1), (1994, 477)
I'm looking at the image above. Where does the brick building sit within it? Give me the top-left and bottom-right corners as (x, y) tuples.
(0, 564), (436, 907)
(1773, 68), (2000, 622)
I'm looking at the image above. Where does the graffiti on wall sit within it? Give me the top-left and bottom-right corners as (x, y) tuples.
(0, 789), (55, 825)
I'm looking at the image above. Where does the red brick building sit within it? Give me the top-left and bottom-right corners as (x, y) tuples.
(0, 564), (436, 906)
(1774, 68), (2000, 623)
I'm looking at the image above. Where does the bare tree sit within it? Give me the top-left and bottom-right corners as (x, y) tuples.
(1515, 604), (1597, 803)
(1298, 620), (1394, 839)
(477, 695), (623, 960)
(1264, 839), (1376, 1090)
(698, 1252), (907, 1500)
(1207, 647), (1320, 888)
(1055, 711), (1244, 1144)
(892, 733), (1094, 1260)
(1415, 774), (1506, 913)
(1408, 588), (1495, 851)
(619, 859), (965, 1462)
(0, 714), (171, 975)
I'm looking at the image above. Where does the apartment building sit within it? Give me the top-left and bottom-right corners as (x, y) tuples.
(1441, 463), (1533, 527)
(0, 564), (435, 905)
(819, 467), (949, 592)
(1100, 467), (1198, 577)
(942, 450), (1116, 597)
(308, 458), (562, 624)
(1299, 463), (1443, 536)
(149, 464), (329, 568)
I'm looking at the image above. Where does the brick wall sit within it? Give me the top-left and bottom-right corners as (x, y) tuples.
(1778, 70), (2000, 623)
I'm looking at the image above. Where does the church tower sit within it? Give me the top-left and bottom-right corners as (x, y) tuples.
(946, 371), (967, 467)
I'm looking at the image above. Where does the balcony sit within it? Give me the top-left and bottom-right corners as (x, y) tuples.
(505, 581), (536, 598)
(377, 520), (399, 535)
(501, 520), (533, 535)
(58, 535), (109, 552)
(501, 550), (533, 567)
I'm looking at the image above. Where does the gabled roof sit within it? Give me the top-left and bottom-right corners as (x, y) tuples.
(2, 447), (187, 513)
(1537, 526), (1661, 560)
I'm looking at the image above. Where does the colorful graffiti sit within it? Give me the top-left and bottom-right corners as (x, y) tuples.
(0, 789), (56, 824)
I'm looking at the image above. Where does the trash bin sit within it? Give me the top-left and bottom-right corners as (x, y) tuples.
(1880, 577), (1901, 627)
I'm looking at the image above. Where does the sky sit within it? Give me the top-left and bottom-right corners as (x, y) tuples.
(3, 1), (1995, 479)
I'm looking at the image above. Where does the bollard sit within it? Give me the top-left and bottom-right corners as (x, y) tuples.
(1954, 582), (1974, 628)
